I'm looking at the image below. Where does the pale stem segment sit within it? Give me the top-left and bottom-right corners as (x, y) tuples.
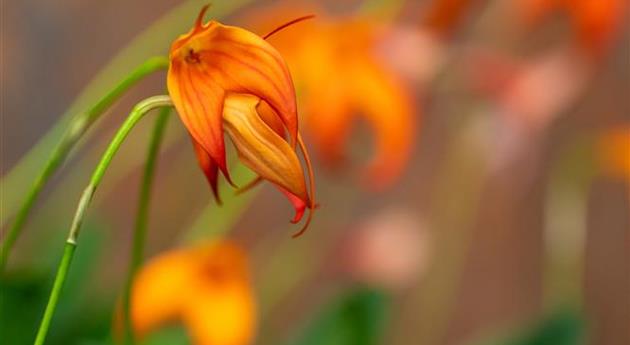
(33, 95), (173, 345)
(122, 107), (171, 345)
(1, 57), (169, 270)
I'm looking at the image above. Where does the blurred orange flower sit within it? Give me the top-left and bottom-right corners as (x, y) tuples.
(254, 9), (416, 190)
(519, 0), (627, 57)
(130, 241), (256, 345)
(598, 126), (630, 184)
(167, 5), (315, 234)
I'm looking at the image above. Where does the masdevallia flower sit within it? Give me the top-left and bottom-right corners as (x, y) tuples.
(130, 241), (255, 345)
(167, 5), (315, 235)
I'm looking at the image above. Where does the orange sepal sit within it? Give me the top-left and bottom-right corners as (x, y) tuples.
(192, 138), (222, 204)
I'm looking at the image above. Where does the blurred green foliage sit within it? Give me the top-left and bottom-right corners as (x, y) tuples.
(1, 226), (113, 345)
(289, 286), (390, 345)
(501, 310), (585, 345)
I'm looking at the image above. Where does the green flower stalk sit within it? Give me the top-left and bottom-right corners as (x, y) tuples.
(33, 96), (173, 345)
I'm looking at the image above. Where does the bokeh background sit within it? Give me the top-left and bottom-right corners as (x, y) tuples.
(2, 1), (629, 345)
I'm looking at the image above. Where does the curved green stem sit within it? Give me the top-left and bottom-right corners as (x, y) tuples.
(122, 108), (171, 345)
(1, 57), (168, 270)
(33, 96), (172, 345)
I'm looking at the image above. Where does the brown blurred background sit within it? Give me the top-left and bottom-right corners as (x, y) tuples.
(2, 1), (628, 345)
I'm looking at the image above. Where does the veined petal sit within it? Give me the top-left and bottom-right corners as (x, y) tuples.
(168, 64), (230, 180)
(205, 22), (298, 143)
(222, 93), (309, 206)
(169, 19), (298, 145)
(167, 7), (316, 235)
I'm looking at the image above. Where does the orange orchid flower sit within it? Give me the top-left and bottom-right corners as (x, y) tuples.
(129, 241), (255, 345)
(167, 5), (315, 236)
(519, 0), (627, 57)
(252, 9), (415, 190)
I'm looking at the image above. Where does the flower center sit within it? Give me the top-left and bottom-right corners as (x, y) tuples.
(185, 48), (201, 64)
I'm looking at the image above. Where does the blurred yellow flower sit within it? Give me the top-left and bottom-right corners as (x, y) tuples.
(130, 241), (256, 345)
(251, 8), (416, 190)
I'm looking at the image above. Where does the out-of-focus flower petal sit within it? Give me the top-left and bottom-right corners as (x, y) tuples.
(183, 242), (256, 345)
(598, 126), (630, 182)
(377, 25), (446, 84)
(130, 241), (256, 345)
(465, 48), (589, 132)
(131, 248), (198, 336)
(183, 286), (256, 345)
(350, 60), (415, 189)
(570, 0), (627, 55)
(304, 84), (353, 166)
